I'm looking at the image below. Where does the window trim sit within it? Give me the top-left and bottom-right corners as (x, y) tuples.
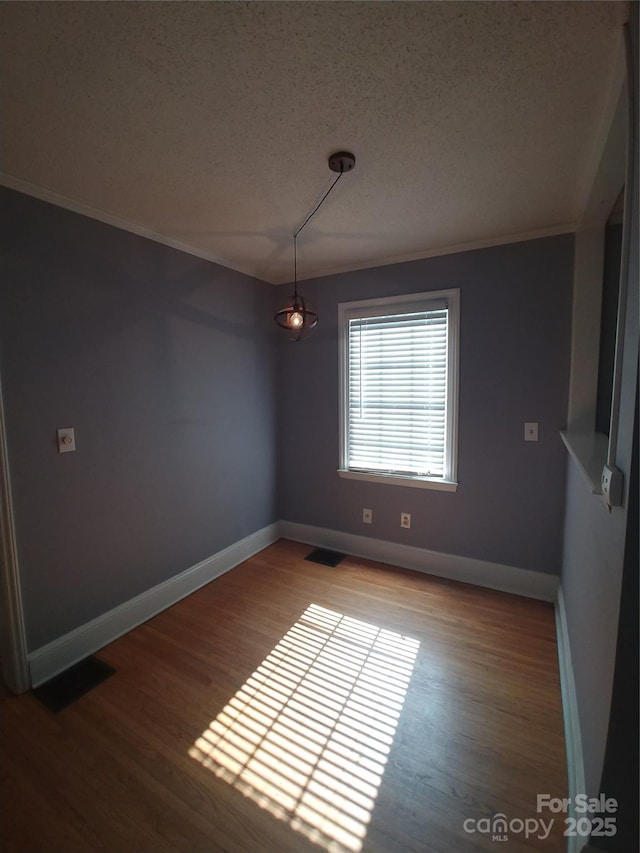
(338, 289), (460, 491)
(562, 41), (630, 499)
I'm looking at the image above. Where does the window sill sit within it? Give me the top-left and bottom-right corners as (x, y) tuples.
(337, 469), (458, 492)
(560, 429), (608, 494)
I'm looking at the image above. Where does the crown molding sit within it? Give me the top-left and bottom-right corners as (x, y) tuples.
(270, 223), (577, 285)
(2, 172), (575, 287)
(0, 172), (263, 281)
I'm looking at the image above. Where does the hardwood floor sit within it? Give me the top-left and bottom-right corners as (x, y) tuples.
(1, 539), (567, 852)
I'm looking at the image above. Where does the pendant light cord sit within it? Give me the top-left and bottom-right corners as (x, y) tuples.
(294, 170), (344, 240)
(293, 168), (344, 296)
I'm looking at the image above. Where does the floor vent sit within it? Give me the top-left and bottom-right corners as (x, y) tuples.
(304, 548), (345, 567)
(33, 656), (115, 713)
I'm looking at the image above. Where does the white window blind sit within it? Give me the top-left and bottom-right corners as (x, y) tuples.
(339, 290), (459, 488)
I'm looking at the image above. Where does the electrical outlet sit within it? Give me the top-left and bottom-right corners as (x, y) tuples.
(601, 464), (623, 508)
(400, 512), (411, 529)
(362, 508), (373, 524)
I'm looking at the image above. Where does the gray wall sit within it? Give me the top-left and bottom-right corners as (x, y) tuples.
(560, 10), (639, 804)
(276, 235), (574, 575)
(561, 466), (628, 794)
(0, 188), (278, 651)
(596, 390), (638, 851)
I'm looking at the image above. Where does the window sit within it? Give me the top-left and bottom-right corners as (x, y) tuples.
(338, 289), (459, 491)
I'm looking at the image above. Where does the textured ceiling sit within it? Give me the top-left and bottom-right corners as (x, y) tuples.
(0, 1), (628, 283)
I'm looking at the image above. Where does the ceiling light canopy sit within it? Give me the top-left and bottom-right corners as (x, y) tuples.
(275, 151), (356, 341)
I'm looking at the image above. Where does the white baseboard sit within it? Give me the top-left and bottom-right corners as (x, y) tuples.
(555, 586), (586, 853)
(28, 520), (560, 688)
(28, 522), (280, 687)
(280, 521), (559, 601)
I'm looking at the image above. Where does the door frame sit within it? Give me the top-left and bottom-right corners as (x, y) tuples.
(0, 374), (29, 693)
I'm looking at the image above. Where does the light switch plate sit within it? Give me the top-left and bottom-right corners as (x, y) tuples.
(524, 422), (539, 442)
(57, 427), (76, 453)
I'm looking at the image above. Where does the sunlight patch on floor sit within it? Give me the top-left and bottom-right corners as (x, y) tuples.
(189, 603), (419, 853)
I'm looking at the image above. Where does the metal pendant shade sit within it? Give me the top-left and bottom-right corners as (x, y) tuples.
(275, 151), (355, 342)
(274, 292), (318, 342)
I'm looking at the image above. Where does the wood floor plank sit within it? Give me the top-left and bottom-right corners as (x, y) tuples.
(1, 539), (567, 852)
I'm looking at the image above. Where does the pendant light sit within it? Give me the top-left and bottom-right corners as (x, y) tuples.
(275, 151), (356, 341)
